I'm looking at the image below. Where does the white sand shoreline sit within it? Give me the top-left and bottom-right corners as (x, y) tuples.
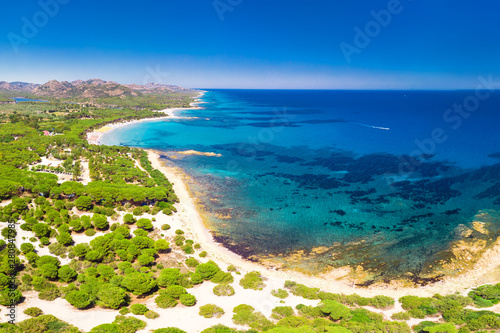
(86, 91), (206, 145)
(89, 92), (500, 299)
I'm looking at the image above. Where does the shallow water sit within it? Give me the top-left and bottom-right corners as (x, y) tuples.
(101, 89), (500, 282)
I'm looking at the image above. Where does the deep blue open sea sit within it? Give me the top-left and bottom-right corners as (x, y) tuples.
(101, 89), (500, 283)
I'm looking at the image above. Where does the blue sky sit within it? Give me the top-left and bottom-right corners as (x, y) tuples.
(1, 0), (499, 89)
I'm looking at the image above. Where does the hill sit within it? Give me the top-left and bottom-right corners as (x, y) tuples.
(0, 79), (190, 100)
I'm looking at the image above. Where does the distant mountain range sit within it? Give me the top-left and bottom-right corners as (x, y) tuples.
(0, 79), (190, 99)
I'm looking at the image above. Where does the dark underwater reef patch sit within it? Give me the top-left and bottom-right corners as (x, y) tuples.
(261, 173), (345, 190)
(488, 152), (500, 159)
(274, 155), (305, 164)
(193, 143), (500, 283)
(443, 208), (461, 215)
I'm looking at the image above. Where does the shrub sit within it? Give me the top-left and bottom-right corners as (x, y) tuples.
(211, 271), (234, 284)
(399, 295), (438, 318)
(174, 235), (185, 246)
(155, 239), (170, 252)
(23, 307), (43, 317)
(157, 268), (181, 288)
(32, 223), (50, 238)
(240, 271), (265, 290)
(182, 244), (194, 254)
(97, 265), (115, 280)
(145, 310), (160, 319)
(58, 265), (77, 282)
(132, 207), (142, 216)
(155, 294), (178, 308)
(38, 286), (61, 301)
(89, 323), (120, 333)
(179, 294), (196, 306)
(190, 273), (204, 285)
(75, 196), (93, 211)
(19, 314), (80, 333)
(137, 218), (153, 230)
(133, 229), (148, 237)
(195, 261), (220, 280)
(200, 325), (239, 333)
(271, 306), (294, 319)
(161, 224), (171, 230)
(199, 304), (225, 318)
(85, 250), (102, 261)
(472, 296), (494, 307)
(468, 284), (500, 304)
(123, 213), (135, 224)
(284, 281), (319, 299)
(20, 242), (35, 254)
(85, 229), (96, 236)
(232, 304), (272, 330)
(121, 272), (156, 296)
(130, 303), (149, 315)
(165, 285), (187, 299)
(113, 315), (147, 332)
(72, 243), (90, 257)
(55, 232), (73, 245)
(213, 284), (235, 296)
(319, 300), (352, 320)
(48, 242), (67, 257)
(369, 295), (395, 309)
(153, 328), (187, 333)
(92, 214), (109, 230)
(175, 229), (184, 235)
(414, 321), (455, 333)
(119, 307), (130, 315)
(185, 257), (199, 268)
(271, 289), (289, 299)
(425, 323), (458, 333)
(199, 251), (207, 258)
(39, 263), (59, 279)
(0, 288), (23, 306)
(69, 219), (83, 232)
(65, 290), (92, 309)
(96, 285), (129, 309)
(391, 311), (412, 320)
(39, 237), (50, 245)
(137, 253), (155, 266)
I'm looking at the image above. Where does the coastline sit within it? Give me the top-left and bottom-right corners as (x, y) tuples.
(86, 92), (206, 145)
(88, 93), (500, 299)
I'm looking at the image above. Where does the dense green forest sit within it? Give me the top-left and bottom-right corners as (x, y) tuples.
(0, 92), (499, 333)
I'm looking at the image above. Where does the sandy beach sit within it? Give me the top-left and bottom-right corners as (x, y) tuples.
(86, 91), (206, 145)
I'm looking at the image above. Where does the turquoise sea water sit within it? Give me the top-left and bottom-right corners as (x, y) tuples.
(101, 90), (500, 283)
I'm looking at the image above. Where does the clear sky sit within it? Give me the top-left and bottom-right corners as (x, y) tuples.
(1, 0), (499, 89)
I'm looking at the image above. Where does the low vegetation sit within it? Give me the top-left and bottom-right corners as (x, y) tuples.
(239, 271), (265, 290)
(199, 304), (225, 318)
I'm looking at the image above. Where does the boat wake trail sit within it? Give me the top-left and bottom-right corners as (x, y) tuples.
(351, 122), (390, 131)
